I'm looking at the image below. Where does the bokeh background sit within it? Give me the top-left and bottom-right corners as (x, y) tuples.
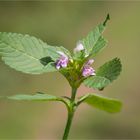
(0, 1), (140, 139)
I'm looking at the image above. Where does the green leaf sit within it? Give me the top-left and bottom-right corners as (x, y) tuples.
(73, 50), (85, 61)
(7, 93), (63, 101)
(84, 58), (122, 90)
(45, 46), (72, 61)
(83, 76), (110, 90)
(58, 46), (72, 60)
(96, 58), (122, 82)
(90, 36), (107, 57)
(7, 93), (70, 109)
(79, 93), (122, 113)
(0, 32), (71, 74)
(82, 14), (110, 56)
(82, 24), (105, 56)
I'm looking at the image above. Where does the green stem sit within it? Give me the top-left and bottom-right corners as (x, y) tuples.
(71, 87), (77, 101)
(62, 87), (77, 140)
(62, 110), (75, 140)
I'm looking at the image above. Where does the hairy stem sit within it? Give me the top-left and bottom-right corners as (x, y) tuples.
(62, 87), (77, 140)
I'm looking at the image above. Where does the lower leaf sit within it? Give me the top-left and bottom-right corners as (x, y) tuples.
(7, 93), (63, 101)
(78, 93), (122, 113)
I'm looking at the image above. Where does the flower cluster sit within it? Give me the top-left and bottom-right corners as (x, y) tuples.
(55, 43), (96, 77)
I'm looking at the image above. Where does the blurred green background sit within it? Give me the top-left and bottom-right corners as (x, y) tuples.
(0, 1), (140, 139)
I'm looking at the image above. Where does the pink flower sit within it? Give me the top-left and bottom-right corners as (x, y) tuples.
(56, 52), (69, 70)
(82, 59), (96, 77)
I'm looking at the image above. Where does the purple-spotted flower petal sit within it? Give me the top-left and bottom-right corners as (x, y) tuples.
(56, 52), (69, 70)
(82, 59), (96, 77)
(82, 66), (96, 77)
(74, 42), (84, 53)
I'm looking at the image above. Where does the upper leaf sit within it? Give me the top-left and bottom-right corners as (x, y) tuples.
(82, 24), (105, 56)
(83, 76), (110, 90)
(96, 58), (122, 82)
(82, 14), (110, 57)
(78, 93), (122, 113)
(0, 32), (71, 74)
(90, 36), (107, 57)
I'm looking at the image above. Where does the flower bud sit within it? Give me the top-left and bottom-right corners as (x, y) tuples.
(74, 42), (84, 53)
(86, 59), (94, 65)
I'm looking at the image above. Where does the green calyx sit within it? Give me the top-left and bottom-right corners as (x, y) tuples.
(60, 59), (85, 89)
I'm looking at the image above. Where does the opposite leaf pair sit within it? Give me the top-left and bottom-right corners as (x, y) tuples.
(8, 92), (122, 113)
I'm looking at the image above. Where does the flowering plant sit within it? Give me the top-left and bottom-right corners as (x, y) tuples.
(0, 14), (122, 139)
